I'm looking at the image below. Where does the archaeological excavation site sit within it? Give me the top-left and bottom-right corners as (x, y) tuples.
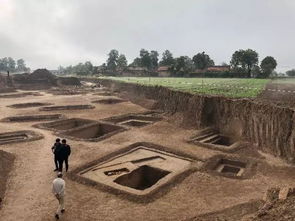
(1, 69), (295, 221)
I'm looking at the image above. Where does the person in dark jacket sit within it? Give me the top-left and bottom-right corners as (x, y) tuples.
(52, 138), (61, 172)
(57, 139), (71, 172)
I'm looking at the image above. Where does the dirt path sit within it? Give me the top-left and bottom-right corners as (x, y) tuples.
(0, 129), (57, 221)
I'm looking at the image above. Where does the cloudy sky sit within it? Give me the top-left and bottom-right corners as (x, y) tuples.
(0, 0), (295, 72)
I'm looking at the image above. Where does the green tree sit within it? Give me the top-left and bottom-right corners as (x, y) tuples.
(107, 49), (119, 71)
(117, 54), (128, 70)
(140, 49), (151, 70)
(172, 56), (194, 75)
(159, 50), (174, 66)
(0, 57), (9, 71)
(286, 69), (295, 77)
(260, 56), (277, 78)
(150, 50), (159, 70)
(230, 49), (259, 78)
(7, 57), (16, 72)
(130, 57), (142, 67)
(192, 52), (214, 70)
(84, 61), (94, 74)
(16, 59), (27, 72)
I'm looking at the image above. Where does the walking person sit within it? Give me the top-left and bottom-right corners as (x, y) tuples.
(58, 139), (71, 172)
(52, 172), (65, 220)
(52, 138), (61, 172)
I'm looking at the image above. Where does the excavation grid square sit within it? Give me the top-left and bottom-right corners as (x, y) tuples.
(215, 159), (246, 177)
(36, 118), (97, 132)
(59, 122), (125, 141)
(80, 146), (192, 196)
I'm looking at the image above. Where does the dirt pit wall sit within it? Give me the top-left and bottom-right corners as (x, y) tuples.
(99, 79), (295, 163)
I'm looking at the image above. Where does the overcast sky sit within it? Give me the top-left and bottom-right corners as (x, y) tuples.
(0, 0), (295, 72)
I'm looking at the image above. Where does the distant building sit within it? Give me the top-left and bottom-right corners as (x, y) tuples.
(157, 66), (171, 77)
(206, 65), (230, 72)
(122, 66), (148, 76)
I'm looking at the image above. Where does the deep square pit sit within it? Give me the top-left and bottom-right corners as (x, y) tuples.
(78, 145), (193, 198)
(215, 159), (246, 177)
(114, 165), (170, 190)
(59, 122), (126, 141)
(103, 114), (161, 128)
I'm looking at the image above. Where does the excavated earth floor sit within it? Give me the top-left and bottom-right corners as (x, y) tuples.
(1, 87), (295, 220)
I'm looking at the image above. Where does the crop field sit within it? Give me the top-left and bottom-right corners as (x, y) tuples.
(101, 77), (270, 98)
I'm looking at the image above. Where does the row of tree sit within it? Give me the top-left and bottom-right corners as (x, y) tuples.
(57, 49), (279, 78)
(104, 49), (277, 78)
(104, 49), (215, 73)
(0, 57), (29, 73)
(58, 61), (96, 76)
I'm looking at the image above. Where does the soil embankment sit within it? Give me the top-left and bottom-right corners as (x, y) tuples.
(98, 79), (295, 163)
(0, 150), (14, 208)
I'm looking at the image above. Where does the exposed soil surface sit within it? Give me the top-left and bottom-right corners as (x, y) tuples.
(0, 150), (14, 208)
(1, 84), (295, 220)
(7, 102), (53, 109)
(258, 82), (295, 107)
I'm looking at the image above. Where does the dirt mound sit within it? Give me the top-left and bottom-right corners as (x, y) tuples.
(12, 69), (57, 89)
(56, 77), (81, 86)
(0, 150), (14, 208)
(190, 200), (263, 221)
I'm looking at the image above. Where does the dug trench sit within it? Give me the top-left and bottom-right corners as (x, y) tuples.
(98, 79), (295, 164)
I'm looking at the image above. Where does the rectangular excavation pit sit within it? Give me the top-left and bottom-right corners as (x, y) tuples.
(34, 118), (97, 132)
(103, 114), (162, 128)
(92, 98), (127, 104)
(39, 105), (95, 111)
(204, 155), (256, 179)
(114, 165), (171, 190)
(189, 128), (243, 152)
(58, 122), (126, 142)
(214, 159), (246, 177)
(1, 114), (64, 122)
(0, 92), (42, 98)
(0, 130), (43, 145)
(8, 102), (53, 109)
(74, 143), (197, 201)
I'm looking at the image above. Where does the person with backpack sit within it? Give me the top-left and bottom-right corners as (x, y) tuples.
(51, 138), (61, 172)
(58, 139), (71, 172)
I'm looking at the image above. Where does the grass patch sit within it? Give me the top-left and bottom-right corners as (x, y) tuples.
(100, 77), (269, 98)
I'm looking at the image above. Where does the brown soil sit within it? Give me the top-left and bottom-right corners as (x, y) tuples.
(1, 83), (295, 220)
(39, 105), (95, 111)
(251, 195), (295, 221)
(56, 77), (81, 86)
(0, 130), (43, 145)
(1, 114), (64, 122)
(92, 97), (127, 104)
(99, 79), (295, 164)
(258, 82), (295, 107)
(0, 150), (14, 208)
(7, 102), (53, 109)
(0, 92), (42, 98)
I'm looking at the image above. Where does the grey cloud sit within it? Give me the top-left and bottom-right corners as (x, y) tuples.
(0, 0), (294, 71)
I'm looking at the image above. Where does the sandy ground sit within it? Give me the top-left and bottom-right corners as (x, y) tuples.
(0, 88), (295, 221)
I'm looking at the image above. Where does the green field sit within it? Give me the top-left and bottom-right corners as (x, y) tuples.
(101, 77), (270, 98)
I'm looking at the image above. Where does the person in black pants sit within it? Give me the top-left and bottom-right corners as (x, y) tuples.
(58, 139), (71, 172)
(52, 138), (61, 172)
